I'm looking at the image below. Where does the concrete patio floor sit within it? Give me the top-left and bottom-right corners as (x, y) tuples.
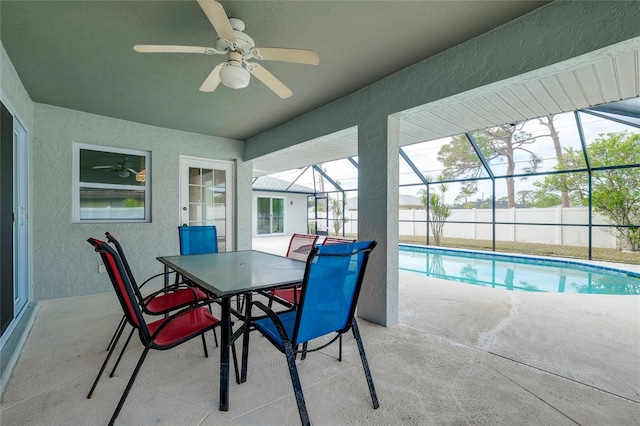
(1, 237), (639, 425)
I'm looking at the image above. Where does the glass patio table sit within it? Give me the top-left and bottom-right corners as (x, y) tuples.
(157, 250), (305, 411)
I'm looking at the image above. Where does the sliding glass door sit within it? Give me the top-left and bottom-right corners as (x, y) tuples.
(257, 197), (284, 235)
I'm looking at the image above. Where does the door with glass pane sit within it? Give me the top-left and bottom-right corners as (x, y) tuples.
(314, 196), (329, 235)
(256, 197), (284, 235)
(180, 157), (233, 252)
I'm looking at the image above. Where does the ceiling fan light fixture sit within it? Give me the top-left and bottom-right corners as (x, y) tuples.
(119, 170), (130, 178)
(219, 64), (250, 89)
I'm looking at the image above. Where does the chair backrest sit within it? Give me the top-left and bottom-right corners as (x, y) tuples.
(87, 238), (152, 342)
(178, 225), (218, 255)
(322, 236), (356, 245)
(104, 232), (144, 300)
(286, 234), (319, 262)
(292, 240), (376, 345)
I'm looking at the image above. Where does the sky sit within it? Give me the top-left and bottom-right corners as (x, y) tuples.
(269, 106), (639, 204)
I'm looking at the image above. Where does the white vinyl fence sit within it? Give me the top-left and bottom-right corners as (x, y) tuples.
(340, 207), (619, 248)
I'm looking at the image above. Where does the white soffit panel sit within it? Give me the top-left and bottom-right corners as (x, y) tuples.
(252, 127), (358, 177)
(400, 44), (640, 147)
(254, 42), (640, 175)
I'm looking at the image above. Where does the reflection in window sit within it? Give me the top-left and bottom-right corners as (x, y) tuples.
(74, 144), (150, 222)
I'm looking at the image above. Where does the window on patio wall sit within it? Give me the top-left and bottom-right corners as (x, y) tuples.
(73, 144), (150, 222)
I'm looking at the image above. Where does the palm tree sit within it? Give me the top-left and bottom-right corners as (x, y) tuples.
(417, 177), (451, 246)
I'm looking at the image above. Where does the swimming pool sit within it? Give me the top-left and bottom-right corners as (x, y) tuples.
(399, 244), (640, 295)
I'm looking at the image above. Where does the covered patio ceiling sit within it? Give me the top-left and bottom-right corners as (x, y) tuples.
(251, 41), (640, 178)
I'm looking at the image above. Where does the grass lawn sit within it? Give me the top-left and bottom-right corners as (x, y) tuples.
(398, 235), (640, 266)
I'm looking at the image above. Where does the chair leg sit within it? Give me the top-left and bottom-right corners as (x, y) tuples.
(108, 342), (153, 426)
(213, 328), (219, 348)
(88, 322), (127, 399)
(235, 294), (245, 312)
(339, 334), (343, 362)
(201, 333), (209, 358)
(109, 328), (135, 378)
(351, 318), (379, 409)
(301, 342), (308, 360)
(283, 341), (310, 426)
(106, 316), (126, 351)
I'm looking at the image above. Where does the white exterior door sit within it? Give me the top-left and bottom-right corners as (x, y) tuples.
(180, 157), (234, 252)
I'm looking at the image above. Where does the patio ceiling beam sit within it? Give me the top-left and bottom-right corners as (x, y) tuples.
(347, 157), (359, 169)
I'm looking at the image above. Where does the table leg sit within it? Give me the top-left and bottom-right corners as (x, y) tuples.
(219, 297), (230, 411)
(163, 265), (169, 288)
(240, 292), (252, 383)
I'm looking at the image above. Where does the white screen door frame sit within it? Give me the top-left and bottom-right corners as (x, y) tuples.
(0, 94), (30, 348)
(179, 156), (234, 252)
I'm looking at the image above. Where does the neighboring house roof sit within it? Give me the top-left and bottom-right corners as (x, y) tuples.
(252, 176), (315, 194)
(346, 194), (423, 210)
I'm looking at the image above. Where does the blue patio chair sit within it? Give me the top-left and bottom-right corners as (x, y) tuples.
(177, 225), (219, 292)
(178, 225), (219, 255)
(178, 225), (246, 310)
(243, 240), (379, 425)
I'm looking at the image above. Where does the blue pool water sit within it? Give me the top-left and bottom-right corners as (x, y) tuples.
(399, 245), (640, 295)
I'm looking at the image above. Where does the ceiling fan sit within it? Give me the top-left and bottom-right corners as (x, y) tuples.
(92, 157), (139, 178)
(133, 0), (319, 99)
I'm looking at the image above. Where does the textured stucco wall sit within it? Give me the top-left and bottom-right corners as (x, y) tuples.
(0, 42), (34, 130)
(32, 104), (247, 300)
(244, 1), (640, 326)
(245, 1), (640, 157)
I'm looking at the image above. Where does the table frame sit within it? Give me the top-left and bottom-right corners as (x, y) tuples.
(157, 250), (305, 411)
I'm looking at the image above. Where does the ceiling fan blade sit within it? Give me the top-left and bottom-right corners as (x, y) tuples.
(133, 45), (220, 55)
(246, 63), (293, 99)
(250, 47), (319, 65)
(197, 0), (237, 44)
(199, 63), (225, 92)
(127, 168), (139, 174)
(92, 165), (116, 170)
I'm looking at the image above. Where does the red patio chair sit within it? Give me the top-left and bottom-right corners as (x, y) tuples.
(102, 232), (217, 363)
(268, 234), (319, 308)
(269, 235), (355, 309)
(87, 238), (232, 425)
(322, 236), (356, 245)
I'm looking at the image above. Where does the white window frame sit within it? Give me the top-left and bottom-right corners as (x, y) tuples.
(72, 143), (151, 223)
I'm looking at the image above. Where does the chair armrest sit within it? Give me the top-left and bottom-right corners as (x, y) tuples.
(250, 301), (290, 340)
(138, 270), (178, 289)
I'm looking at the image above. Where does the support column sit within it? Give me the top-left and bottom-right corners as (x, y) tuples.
(236, 160), (253, 251)
(357, 114), (399, 327)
